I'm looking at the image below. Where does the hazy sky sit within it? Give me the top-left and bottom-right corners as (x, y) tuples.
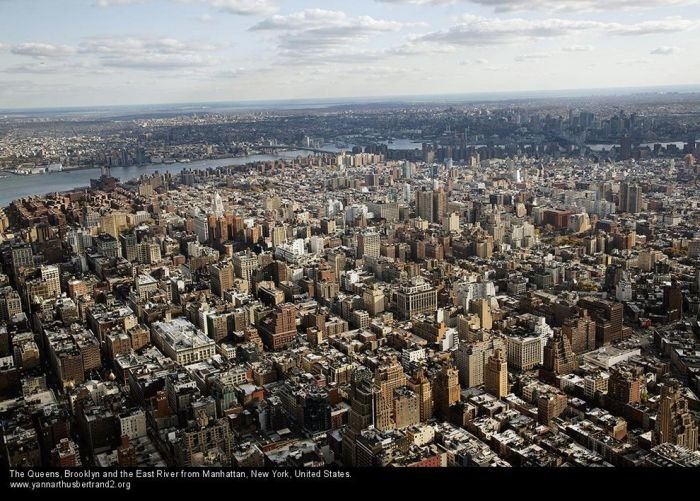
(0, 0), (699, 108)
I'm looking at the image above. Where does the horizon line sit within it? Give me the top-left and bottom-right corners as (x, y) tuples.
(2, 83), (700, 114)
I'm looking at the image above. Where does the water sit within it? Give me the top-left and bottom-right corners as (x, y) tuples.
(0, 150), (309, 208)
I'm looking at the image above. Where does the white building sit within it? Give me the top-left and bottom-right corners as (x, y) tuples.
(119, 409), (147, 439)
(506, 335), (545, 371)
(151, 318), (216, 365)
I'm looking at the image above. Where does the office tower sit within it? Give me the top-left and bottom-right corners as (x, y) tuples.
(363, 286), (384, 317)
(10, 244), (33, 270)
(506, 335), (544, 370)
(542, 331), (577, 380)
(396, 277), (437, 320)
(407, 369), (433, 422)
(174, 412), (234, 467)
(270, 225), (287, 248)
(608, 365), (644, 404)
(433, 365), (460, 419)
(562, 311), (597, 354)
(654, 382), (698, 450)
(258, 303), (297, 350)
(374, 359), (407, 431)
(302, 389), (332, 433)
(120, 232), (138, 262)
(485, 348), (508, 398)
(210, 262), (235, 298)
(663, 283), (683, 322)
(393, 387), (420, 430)
(233, 252), (259, 291)
(433, 187), (447, 223)
(443, 212), (460, 232)
(537, 392), (568, 425)
(455, 342), (487, 388)
(471, 298), (493, 330)
(620, 136), (632, 160)
(619, 182), (642, 214)
(95, 233), (122, 258)
(342, 368), (375, 466)
(357, 231), (380, 259)
(40, 265), (61, 298)
(578, 298), (626, 346)
(416, 188), (434, 222)
(0, 289), (22, 321)
(211, 191), (225, 218)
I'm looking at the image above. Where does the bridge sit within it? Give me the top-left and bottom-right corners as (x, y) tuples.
(254, 144), (341, 155)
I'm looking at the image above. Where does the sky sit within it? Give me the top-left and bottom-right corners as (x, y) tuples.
(0, 0), (699, 108)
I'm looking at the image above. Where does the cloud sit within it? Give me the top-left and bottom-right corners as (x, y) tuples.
(251, 9), (409, 60)
(387, 39), (455, 56)
(250, 9), (405, 32)
(562, 44), (594, 52)
(650, 46), (680, 55)
(375, 0), (697, 12)
(10, 42), (76, 59)
(96, 0), (278, 15)
(79, 37), (222, 70)
(4, 61), (94, 74)
(418, 15), (696, 46)
(514, 52), (551, 62)
(95, 0), (147, 7)
(204, 0), (277, 15)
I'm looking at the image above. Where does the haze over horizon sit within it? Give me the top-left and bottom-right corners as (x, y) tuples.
(0, 0), (699, 108)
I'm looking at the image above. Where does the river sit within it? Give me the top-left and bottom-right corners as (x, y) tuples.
(0, 150), (309, 208)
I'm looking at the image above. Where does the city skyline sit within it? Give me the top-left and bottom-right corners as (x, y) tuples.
(0, 0), (699, 108)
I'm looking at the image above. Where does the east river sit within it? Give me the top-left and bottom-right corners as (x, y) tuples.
(0, 150), (308, 208)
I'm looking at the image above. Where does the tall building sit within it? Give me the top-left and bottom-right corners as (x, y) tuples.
(174, 412), (234, 467)
(95, 233), (121, 259)
(416, 188), (434, 223)
(393, 387), (420, 430)
(120, 232), (138, 262)
(608, 365), (644, 404)
(663, 283), (683, 322)
(455, 342), (488, 388)
(343, 368), (376, 466)
(211, 191), (225, 218)
(363, 286), (384, 317)
(233, 252), (259, 291)
(396, 277), (437, 320)
(541, 331), (577, 381)
(258, 303), (297, 350)
(433, 187), (447, 223)
(654, 382), (698, 451)
(619, 182), (642, 214)
(506, 335), (544, 371)
(433, 365), (460, 419)
(210, 262), (235, 298)
(407, 369), (433, 422)
(485, 349), (508, 398)
(10, 244), (33, 270)
(357, 231), (380, 259)
(374, 359), (407, 431)
(562, 311), (597, 354)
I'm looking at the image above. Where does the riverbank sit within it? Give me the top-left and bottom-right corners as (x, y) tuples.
(0, 150), (310, 208)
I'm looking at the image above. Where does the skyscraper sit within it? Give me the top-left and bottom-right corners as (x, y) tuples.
(374, 358), (407, 431)
(357, 231), (380, 259)
(485, 348), (508, 398)
(416, 188), (434, 223)
(433, 365), (460, 419)
(541, 331), (577, 381)
(654, 381), (698, 451)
